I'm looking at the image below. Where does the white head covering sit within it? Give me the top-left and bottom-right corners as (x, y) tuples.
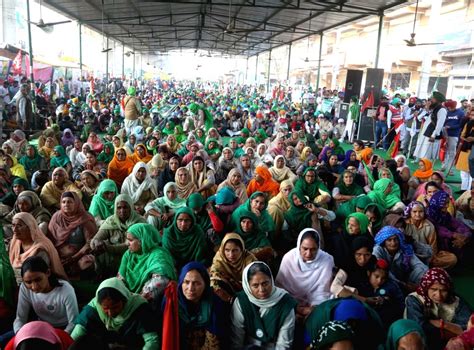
(121, 162), (157, 203)
(275, 228), (334, 305)
(242, 261), (287, 308)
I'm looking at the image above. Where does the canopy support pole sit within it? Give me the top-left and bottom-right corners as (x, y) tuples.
(316, 33), (323, 92)
(105, 37), (109, 86)
(255, 54), (259, 83)
(374, 12), (384, 68)
(26, 0), (35, 86)
(286, 43), (292, 81)
(122, 43), (125, 79)
(79, 23), (83, 79)
(267, 49), (272, 92)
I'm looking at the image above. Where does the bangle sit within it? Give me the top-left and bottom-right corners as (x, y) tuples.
(440, 319), (445, 339)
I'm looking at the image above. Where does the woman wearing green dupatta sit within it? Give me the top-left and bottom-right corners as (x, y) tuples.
(162, 120), (175, 136)
(162, 207), (210, 270)
(89, 179), (118, 226)
(378, 166), (402, 199)
(80, 124), (92, 142)
(368, 178), (405, 212)
(0, 227), (16, 333)
(329, 138), (345, 160)
(255, 128), (268, 144)
(90, 194), (146, 278)
(71, 277), (159, 350)
(145, 182), (186, 230)
(97, 142), (114, 164)
(173, 125), (187, 143)
(364, 202), (385, 236)
(336, 194), (372, 219)
(19, 144), (45, 179)
(333, 170), (365, 204)
(50, 145), (72, 173)
(294, 167), (331, 205)
(383, 319), (426, 350)
(205, 138), (222, 162)
(119, 223), (176, 300)
(230, 191), (276, 243)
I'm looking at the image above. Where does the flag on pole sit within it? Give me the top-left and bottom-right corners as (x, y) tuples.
(431, 76), (440, 94)
(11, 50), (22, 75)
(362, 160), (375, 189)
(385, 119), (404, 159)
(361, 90), (374, 113)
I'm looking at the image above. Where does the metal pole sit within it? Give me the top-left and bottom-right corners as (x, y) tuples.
(245, 57), (249, 83)
(122, 43), (125, 79)
(79, 23), (83, 78)
(105, 37), (109, 85)
(316, 33), (323, 92)
(255, 54), (259, 83)
(374, 12), (384, 68)
(132, 54), (136, 82)
(26, 0), (35, 85)
(267, 49), (272, 92)
(286, 43), (292, 81)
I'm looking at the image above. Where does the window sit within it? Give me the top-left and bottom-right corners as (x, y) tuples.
(389, 73), (411, 90)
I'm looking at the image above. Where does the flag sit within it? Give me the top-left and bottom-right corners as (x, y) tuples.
(361, 90), (374, 113)
(162, 281), (179, 350)
(11, 50), (22, 75)
(431, 76), (439, 94)
(385, 119), (404, 159)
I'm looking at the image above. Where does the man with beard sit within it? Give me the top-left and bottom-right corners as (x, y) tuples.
(402, 97), (426, 158)
(414, 91), (447, 161)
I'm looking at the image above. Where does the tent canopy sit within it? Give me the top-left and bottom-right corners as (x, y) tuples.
(43, 0), (407, 57)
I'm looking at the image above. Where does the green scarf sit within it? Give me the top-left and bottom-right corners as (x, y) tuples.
(294, 167), (329, 202)
(336, 172), (364, 196)
(162, 121), (176, 136)
(88, 277), (146, 331)
(162, 207), (209, 269)
(283, 189), (313, 235)
(234, 209), (271, 250)
(364, 203), (385, 233)
(331, 138), (345, 156)
(0, 227), (16, 307)
(50, 145), (71, 168)
(119, 223), (177, 293)
(230, 192), (276, 241)
(19, 145), (43, 172)
(97, 142), (114, 164)
(255, 128), (268, 144)
(345, 212), (370, 235)
(205, 138), (221, 156)
(368, 178), (401, 210)
(349, 102), (360, 122)
(186, 193), (212, 232)
(88, 179), (118, 220)
(174, 125), (187, 144)
(384, 319), (426, 350)
(377, 168), (402, 199)
(81, 124), (92, 142)
(99, 194), (147, 232)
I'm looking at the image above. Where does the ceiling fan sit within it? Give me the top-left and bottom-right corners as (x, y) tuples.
(125, 51), (135, 57)
(29, 0), (71, 32)
(404, 0), (444, 47)
(215, 0), (263, 34)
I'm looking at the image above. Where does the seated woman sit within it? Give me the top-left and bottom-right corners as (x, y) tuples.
(405, 268), (472, 350)
(106, 148), (134, 189)
(269, 155), (297, 184)
(231, 191), (276, 243)
(415, 180), (455, 216)
(160, 262), (228, 349)
(5, 320), (74, 350)
(3, 154), (27, 180)
(233, 208), (274, 262)
(267, 180), (293, 242)
(365, 202), (385, 236)
(48, 192), (97, 276)
(368, 178), (406, 213)
(304, 297), (384, 350)
(209, 233), (256, 304)
(310, 320), (355, 350)
(78, 170), (100, 210)
(216, 168), (248, 204)
(355, 258), (404, 327)
(96, 142), (114, 166)
(14, 256), (78, 334)
(128, 144), (152, 164)
(121, 162), (158, 215)
(0, 228), (16, 336)
(246, 165), (280, 199)
(426, 190), (471, 258)
(163, 207), (211, 270)
(332, 170), (364, 205)
(414, 170), (453, 199)
(118, 223), (176, 303)
(145, 182), (186, 230)
(383, 319), (426, 350)
(9, 212), (66, 283)
(207, 186), (241, 230)
(231, 261), (297, 350)
(331, 236), (376, 298)
(276, 229), (334, 320)
(40, 167), (81, 212)
(186, 193), (224, 245)
(283, 190), (335, 249)
(215, 147), (237, 183)
(409, 158), (434, 196)
(88, 179), (118, 227)
(404, 201), (457, 269)
(174, 167), (198, 200)
(19, 145), (46, 180)
(373, 226), (428, 291)
(72, 150), (106, 181)
(90, 194), (146, 278)
(0, 177), (30, 213)
(50, 146), (72, 175)
(71, 278), (159, 349)
(294, 167), (331, 205)
(86, 132), (104, 153)
(187, 156), (216, 199)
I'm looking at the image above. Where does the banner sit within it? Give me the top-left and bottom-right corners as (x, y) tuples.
(11, 50), (22, 75)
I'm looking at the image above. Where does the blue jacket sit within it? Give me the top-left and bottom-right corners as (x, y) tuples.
(445, 108), (464, 137)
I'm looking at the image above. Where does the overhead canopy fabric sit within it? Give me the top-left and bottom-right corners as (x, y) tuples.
(43, 0), (407, 57)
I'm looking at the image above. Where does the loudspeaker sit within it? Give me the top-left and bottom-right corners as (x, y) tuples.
(339, 103), (350, 121)
(363, 68), (384, 106)
(343, 70), (363, 103)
